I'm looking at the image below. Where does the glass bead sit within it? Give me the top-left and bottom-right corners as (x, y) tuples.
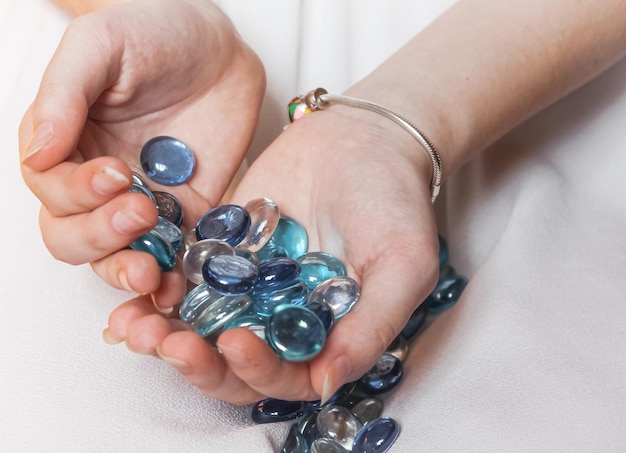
(140, 136), (196, 186)
(438, 263), (456, 282)
(222, 313), (267, 340)
(202, 254), (259, 295)
(438, 234), (449, 267)
(132, 172), (148, 187)
(251, 280), (309, 317)
(261, 215), (308, 260)
(287, 96), (312, 123)
(356, 353), (403, 395)
(352, 417), (400, 453)
(179, 282), (223, 324)
(129, 229), (176, 272)
(267, 304), (326, 362)
(280, 425), (308, 453)
(351, 398), (384, 425)
(293, 410), (321, 447)
(425, 274), (468, 314)
(195, 204), (251, 247)
(254, 257), (302, 292)
(307, 276), (360, 321)
(237, 198), (280, 252)
(305, 300), (335, 333)
(310, 438), (349, 453)
(251, 398), (309, 424)
(399, 303), (428, 341)
(182, 239), (235, 285)
(256, 241), (288, 262)
(153, 191), (184, 227)
(316, 405), (363, 451)
(184, 228), (198, 250)
(193, 293), (252, 338)
(385, 335), (409, 362)
(297, 252), (346, 291)
(234, 247), (259, 266)
(153, 216), (183, 254)
(128, 181), (156, 204)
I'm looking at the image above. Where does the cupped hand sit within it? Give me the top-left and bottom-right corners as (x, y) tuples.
(107, 103), (441, 404)
(19, 0), (266, 306)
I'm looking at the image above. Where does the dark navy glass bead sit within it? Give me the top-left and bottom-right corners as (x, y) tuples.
(255, 257), (301, 292)
(425, 274), (468, 314)
(262, 215), (308, 260)
(140, 136), (196, 186)
(357, 353), (403, 395)
(316, 405), (362, 451)
(251, 280), (308, 317)
(352, 417), (400, 453)
(153, 191), (184, 227)
(130, 230), (176, 271)
(399, 302), (428, 341)
(238, 198), (280, 252)
(202, 254), (258, 295)
(297, 252), (346, 291)
(195, 204), (251, 247)
(305, 300), (335, 333)
(267, 304), (326, 361)
(351, 397), (384, 425)
(193, 294), (252, 338)
(385, 335), (409, 362)
(438, 234), (449, 267)
(251, 398), (309, 424)
(153, 216), (183, 254)
(306, 276), (360, 320)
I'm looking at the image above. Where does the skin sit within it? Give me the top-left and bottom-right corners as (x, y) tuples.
(20, 0), (626, 405)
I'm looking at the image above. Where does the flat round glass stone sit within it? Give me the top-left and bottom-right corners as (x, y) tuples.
(316, 405), (362, 451)
(255, 257), (302, 292)
(235, 247), (259, 266)
(179, 282), (223, 324)
(202, 254), (258, 295)
(425, 274), (468, 314)
(293, 410), (321, 447)
(130, 229), (176, 271)
(399, 302), (428, 340)
(132, 172), (148, 187)
(195, 204), (251, 247)
(128, 181), (157, 204)
(297, 252), (346, 291)
(222, 313), (267, 340)
(352, 417), (400, 453)
(307, 276), (360, 320)
(251, 398), (309, 424)
(184, 228), (198, 250)
(351, 397), (384, 425)
(356, 353), (403, 395)
(438, 234), (449, 267)
(256, 241), (288, 262)
(193, 293), (252, 338)
(183, 239), (235, 285)
(153, 191), (184, 227)
(438, 263), (456, 282)
(310, 438), (349, 453)
(267, 304), (326, 362)
(385, 335), (409, 362)
(237, 198), (280, 252)
(251, 280), (309, 317)
(280, 425), (308, 453)
(261, 215), (308, 260)
(153, 216), (183, 254)
(140, 136), (196, 186)
(305, 300), (335, 333)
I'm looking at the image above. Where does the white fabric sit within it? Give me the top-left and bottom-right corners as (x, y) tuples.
(1, 1), (626, 451)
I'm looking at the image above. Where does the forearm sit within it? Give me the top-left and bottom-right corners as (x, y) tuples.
(346, 0), (626, 180)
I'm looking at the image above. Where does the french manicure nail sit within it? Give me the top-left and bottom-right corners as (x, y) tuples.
(92, 166), (130, 195)
(217, 343), (251, 368)
(102, 327), (122, 345)
(157, 348), (191, 368)
(22, 122), (54, 163)
(111, 207), (152, 234)
(321, 355), (351, 405)
(152, 294), (174, 314)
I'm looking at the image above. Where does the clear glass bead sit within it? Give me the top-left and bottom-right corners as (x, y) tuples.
(193, 293), (252, 338)
(297, 252), (346, 291)
(237, 198), (280, 252)
(140, 136), (196, 186)
(306, 276), (360, 320)
(128, 181), (156, 204)
(316, 405), (362, 451)
(153, 216), (183, 254)
(222, 312), (267, 340)
(182, 239), (235, 285)
(351, 398), (384, 425)
(179, 282), (223, 324)
(310, 438), (349, 453)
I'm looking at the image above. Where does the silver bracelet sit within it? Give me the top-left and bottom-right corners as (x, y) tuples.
(293, 88), (443, 204)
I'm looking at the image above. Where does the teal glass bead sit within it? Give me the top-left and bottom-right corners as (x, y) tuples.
(182, 239), (235, 285)
(261, 215), (308, 260)
(179, 282), (223, 324)
(196, 204), (251, 247)
(140, 136), (196, 186)
(130, 229), (176, 271)
(425, 274), (468, 314)
(438, 263), (456, 282)
(352, 417), (400, 453)
(316, 405), (362, 451)
(310, 438), (349, 453)
(306, 276), (360, 320)
(222, 312), (267, 340)
(256, 241), (288, 262)
(267, 304), (326, 362)
(297, 252), (346, 290)
(202, 254), (259, 295)
(238, 198), (280, 252)
(153, 191), (184, 227)
(351, 397), (384, 425)
(193, 293), (252, 338)
(153, 216), (183, 254)
(251, 280), (309, 317)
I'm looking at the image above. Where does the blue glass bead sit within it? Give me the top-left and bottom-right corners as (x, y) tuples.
(305, 300), (335, 333)
(238, 198), (280, 252)
(202, 254), (259, 295)
(152, 191), (184, 227)
(399, 302), (428, 340)
(297, 252), (346, 291)
(267, 304), (326, 362)
(182, 239), (235, 285)
(251, 280), (309, 317)
(140, 136), (196, 186)
(438, 234), (449, 267)
(310, 438), (349, 453)
(316, 405), (363, 451)
(195, 204), (251, 247)
(254, 257), (302, 292)
(251, 398), (309, 424)
(130, 230), (176, 271)
(280, 425), (308, 453)
(351, 397), (384, 425)
(256, 241), (289, 262)
(438, 263), (456, 282)
(307, 276), (360, 321)
(356, 353), (403, 395)
(261, 215), (308, 260)
(352, 417), (400, 453)
(128, 181), (157, 203)
(222, 312), (267, 340)
(193, 293), (252, 338)
(385, 335), (409, 362)
(153, 216), (183, 254)
(425, 274), (468, 314)
(179, 282), (224, 324)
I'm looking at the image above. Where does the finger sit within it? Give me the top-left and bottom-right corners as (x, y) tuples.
(125, 313), (190, 355)
(105, 294), (156, 343)
(90, 249), (163, 295)
(39, 191), (157, 264)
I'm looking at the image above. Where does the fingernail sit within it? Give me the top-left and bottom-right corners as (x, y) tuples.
(118, 269), (134, 292)
(152, 294), (174, 314)
(157, 348), (191, 368)
(111, 207), (152, 234)
(321, 355), (351, 405)
(102, 327), (122, 345)
(22, 122), (54, 163)
(217, 343), (251, 368)
(92, 166), (130, 195)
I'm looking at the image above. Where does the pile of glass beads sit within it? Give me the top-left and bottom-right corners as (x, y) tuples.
(134, 135), (469, 452)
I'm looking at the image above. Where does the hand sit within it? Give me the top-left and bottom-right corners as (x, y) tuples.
(107, 103), (441, 404)
(19, 0), (266, 308)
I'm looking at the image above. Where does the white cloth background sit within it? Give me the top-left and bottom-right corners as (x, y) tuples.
(1, 1), (625, 451)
